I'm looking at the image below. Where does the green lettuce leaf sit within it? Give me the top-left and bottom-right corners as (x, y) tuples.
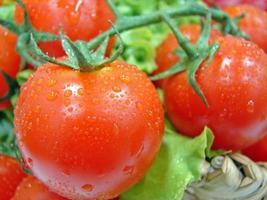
(0, 110), (16, 157)
(121, 127), (213, 200)
(0, 3), (15, 21)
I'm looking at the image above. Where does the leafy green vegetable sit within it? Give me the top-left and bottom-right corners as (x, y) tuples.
(115, 0), (200, 74)
(121, 127), (213, 200)
(0, 3), (15, 21)
(0, 110), (16, 157)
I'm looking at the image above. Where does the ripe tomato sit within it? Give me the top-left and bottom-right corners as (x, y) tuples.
(14, 60), (164, 200)
(15, 0), (115, 58)
(154, 24), (221, 88)
(224, 5), (267, 52)
(242, 133), (267, 162)
(0, 155), (26, 200)
(163, 35), (267, 151)
(204, 0), (267, 11)
(0, 26), (20, 110)
(11, 176), (67, 200)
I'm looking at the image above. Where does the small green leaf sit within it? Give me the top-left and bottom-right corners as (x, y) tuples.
(121, 127), (213, 200)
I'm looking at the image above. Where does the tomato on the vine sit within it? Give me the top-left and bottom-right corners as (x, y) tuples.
(154, 24), (221, 88)
(0, 155), (26, 200)
(14, 60), (164, 200)
(224, 4), (267, 52)
(0, 26), (20, 110)
(11, 176), (67, 200)
(242, 133), (267, 162)
(162, 35), (267, 151)
(15, 0), (115, 58)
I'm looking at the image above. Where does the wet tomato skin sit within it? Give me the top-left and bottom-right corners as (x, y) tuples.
(243, 133), (267, 162)
(163, 35), (267, 151)
(0, 155), (26, 200)
(154, 24), (221, 88)
(12, 176), (68, 200)
(14, 61), (164, 200)
(224, 4), (267, 52)
(0, 26), (20, 110)
(15, 0), (115, 57)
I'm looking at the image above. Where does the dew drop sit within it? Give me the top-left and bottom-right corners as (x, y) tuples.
(78, 88), (84, 96)
(47, 91), (58, 101)
(64, 90), (72, 97)
(81, 184), (93, 192)
(112, 86), (121, 93)
(68, 107), (74, 113)
(247, 100), (255, 113)
(120, 75), (130, 83)
(64, 99), (71, 106)
(47, 79), (57, 87)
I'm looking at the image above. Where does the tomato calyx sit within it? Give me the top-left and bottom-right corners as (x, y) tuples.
(29, 29), (124, 72)
(151, 13), (219, 106)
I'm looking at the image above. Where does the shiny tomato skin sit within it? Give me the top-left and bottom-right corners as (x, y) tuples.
(164, 35), (267, 151)
(0, 155), (26, 200)
(0, 26), (20, 110)
(14, 61), (164, 200)
(154, 24), (221, 88)
(12, 176), (68, 200)
(242, 133), (267, 161)
(224, 5), (267, 52)
(15, 0), (115, 58)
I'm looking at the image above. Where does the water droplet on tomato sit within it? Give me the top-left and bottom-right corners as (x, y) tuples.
(112, 86), (121, 93)
(123, 166), (134, 175)
(81, 184), (93, 192)
(67, 107), (74, 113)
(78, 88), (84, 96)
(120, 75), (130, 83)
(47, 79), (57, 87)
(247, 100), (255, 113)
(64, 90), (72, 97)
(47, 91), (58, 101)
(64, 99), (71, 106)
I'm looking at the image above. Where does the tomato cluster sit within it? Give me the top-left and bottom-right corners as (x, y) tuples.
(154, 4), (267, 151)
(1, 0), (267, 199)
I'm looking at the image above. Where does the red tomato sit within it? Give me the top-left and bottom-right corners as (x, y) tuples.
(11, 176), (67, 200)
(14, 60), (164, 200)
(154, 24), (221, 88)
(15, 0), (115, 58)
(224, 5), (267, 52)
(163, 35), (267, 151)
(0, 26), (20, 110)
(0, 155), (26, 200)
(242, 133), (267, 162)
